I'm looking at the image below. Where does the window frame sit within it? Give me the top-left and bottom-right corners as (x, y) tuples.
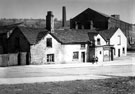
(118, 35), (121, 45)
(46, 38), (52, 47)
(73, 52), (79, 59)
(97, 38), (101, 45)
(47, 54), (54, 62)
(81, 44), (85, 49)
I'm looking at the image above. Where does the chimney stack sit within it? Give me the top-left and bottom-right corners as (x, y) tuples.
(62, 6), (66, 27)
(46, 11), (54, 32)
(111, 14), (120, 20)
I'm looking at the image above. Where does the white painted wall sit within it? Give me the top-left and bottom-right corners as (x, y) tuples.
(94, 34), (106, 46)
(94, 34), (106, 62)
(31, 29), (127, 64)
(62, 44), (88, 63)
(31, 34), (88, 64)
(95, 47), (104, 62)
(110, 28), (127, 58)
(31, 34), (64, 64)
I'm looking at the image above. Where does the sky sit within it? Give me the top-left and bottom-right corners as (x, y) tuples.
(0, 0), (135, 23)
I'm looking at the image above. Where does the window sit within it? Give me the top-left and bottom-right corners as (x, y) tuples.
(118, 35), (121, 45)
(97, 38), (100, 45)
(47, 54), (54, 62)
(123, 47), (125, 54)
(73, 52), (79, 59)
(81, 44), (85, 49)
(46, 38), (52, 47)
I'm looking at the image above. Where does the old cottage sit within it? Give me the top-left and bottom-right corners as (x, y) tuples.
(99, 27), (127, 59)
(31, 29), (108, 64)
(7, 26), (48, 65)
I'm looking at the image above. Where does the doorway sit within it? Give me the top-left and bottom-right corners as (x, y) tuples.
(118, 49), (120, 57)
(81, 52), (85, 62)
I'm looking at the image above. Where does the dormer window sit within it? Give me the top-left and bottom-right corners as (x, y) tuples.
(97, 38), (100, 45)
(46, 38), (52, 47)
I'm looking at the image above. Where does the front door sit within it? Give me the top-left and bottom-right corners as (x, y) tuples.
(111, 49), (114, 61)
(118, 49), (120, 57)
(81, 52), (85, 62)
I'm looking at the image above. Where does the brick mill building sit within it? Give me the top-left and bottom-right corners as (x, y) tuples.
(70, 8), (132, 45)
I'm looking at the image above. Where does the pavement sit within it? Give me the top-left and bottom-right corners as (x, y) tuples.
(0, 52), (134, 85)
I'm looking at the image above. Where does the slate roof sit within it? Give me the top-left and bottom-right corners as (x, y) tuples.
(88, 32), (98, 41)
(50, 29), (97, 44)
(17, 26), (48, 44)
(0, 28), (9, 34)
(98, 27), (119, 41)
(0, 23), (22, 34)
(36, 31), (48, 42)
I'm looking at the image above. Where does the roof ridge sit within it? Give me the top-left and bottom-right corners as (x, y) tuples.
(72, 7), (131, 24)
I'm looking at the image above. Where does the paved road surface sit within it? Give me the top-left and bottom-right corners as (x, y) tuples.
(0, 52), (134, 84)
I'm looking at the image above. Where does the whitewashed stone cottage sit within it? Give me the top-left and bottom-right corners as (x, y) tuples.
(99, 27), (127, 60)
(30, 28), (108, 64)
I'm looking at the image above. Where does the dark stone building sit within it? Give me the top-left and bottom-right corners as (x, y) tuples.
(70, 8), (132, 38)
(0, 24), (48, 65)
(0, 24), (19, 54)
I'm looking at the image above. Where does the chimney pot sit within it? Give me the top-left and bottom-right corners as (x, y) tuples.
(111, 14), (120, 20)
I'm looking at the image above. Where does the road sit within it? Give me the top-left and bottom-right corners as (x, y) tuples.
(0, 52), (135, 84)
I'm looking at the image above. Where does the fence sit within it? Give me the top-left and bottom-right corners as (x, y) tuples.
(0, 52), (28, 67)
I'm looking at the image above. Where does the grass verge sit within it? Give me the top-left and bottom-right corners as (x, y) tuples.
(0, 76), (135, 94)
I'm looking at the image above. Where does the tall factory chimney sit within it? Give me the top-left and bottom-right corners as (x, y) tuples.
(62, 6), (66, 27)
(46, 11), (54, 32)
